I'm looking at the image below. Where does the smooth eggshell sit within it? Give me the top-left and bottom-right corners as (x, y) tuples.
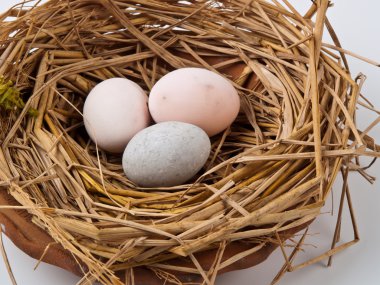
(148, 68), (240, 136)
(122, 121), (211, 187)
(83, 78), (150, 153)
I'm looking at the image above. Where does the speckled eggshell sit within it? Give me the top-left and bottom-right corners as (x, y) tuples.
(122, 121), (211, 187)
(83, 78), (150, 153)
(148, 68), (240, 137)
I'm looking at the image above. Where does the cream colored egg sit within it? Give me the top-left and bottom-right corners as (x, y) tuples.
(148, 68), (240, 136)
(83, 78), (150, 153)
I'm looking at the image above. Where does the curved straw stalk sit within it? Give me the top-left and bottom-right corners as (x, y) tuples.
(0, 0), (379, 284)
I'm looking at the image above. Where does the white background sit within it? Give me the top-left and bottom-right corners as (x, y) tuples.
(1, 1), (379, 285)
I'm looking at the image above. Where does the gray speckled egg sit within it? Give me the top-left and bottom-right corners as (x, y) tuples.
(122, 121), (211, 187)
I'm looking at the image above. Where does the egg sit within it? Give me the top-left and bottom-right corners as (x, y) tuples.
(122, 121), (211, 187)
(83, 78), (150, 153)
(148, 67), (240, 136)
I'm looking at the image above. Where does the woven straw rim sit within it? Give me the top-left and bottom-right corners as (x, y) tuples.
(0, 0), (379, 284)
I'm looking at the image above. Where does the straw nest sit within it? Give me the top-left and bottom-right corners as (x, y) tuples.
(0, 0), (379, 284)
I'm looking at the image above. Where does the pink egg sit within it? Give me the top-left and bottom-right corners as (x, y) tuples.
(148, 68), (240, 136)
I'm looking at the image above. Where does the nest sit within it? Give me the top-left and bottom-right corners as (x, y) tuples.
(0, 0), (379, 284)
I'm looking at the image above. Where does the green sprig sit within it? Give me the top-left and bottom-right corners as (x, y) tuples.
(0, 76), (39, 117)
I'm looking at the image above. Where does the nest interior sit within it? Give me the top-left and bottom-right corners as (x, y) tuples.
(0, 0), (379, 284)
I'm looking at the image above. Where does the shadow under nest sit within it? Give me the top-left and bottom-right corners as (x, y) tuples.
(0, 0), (379, 285)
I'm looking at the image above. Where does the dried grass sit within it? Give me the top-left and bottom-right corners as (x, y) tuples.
(0, 0), (379, 284)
